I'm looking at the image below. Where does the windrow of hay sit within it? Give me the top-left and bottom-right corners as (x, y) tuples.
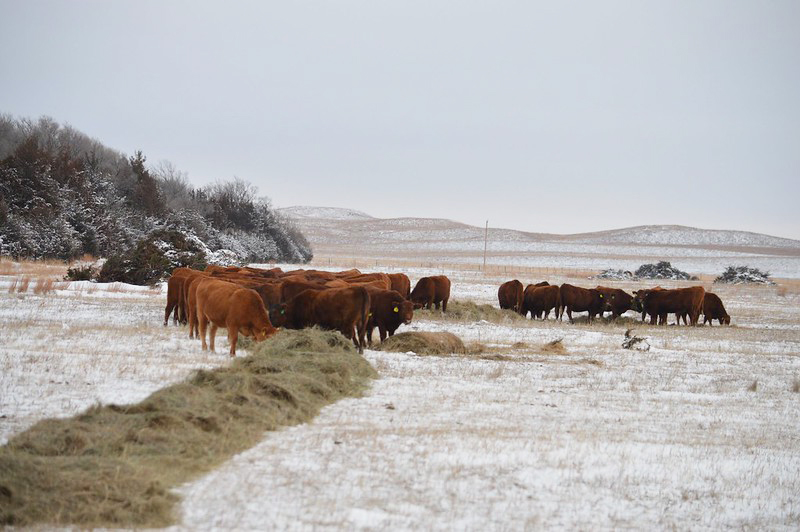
(0, 328), (376, 528)
(376, 331), (468, 355)
(415, 300), (527, 324)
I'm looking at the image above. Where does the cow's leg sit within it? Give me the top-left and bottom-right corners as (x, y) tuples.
(199, 314), (208, 350)
(209, 323), (218, 352)
(567, 308), (573, 324)
(164, 302), (174, 327)
(367, 325), (374, 347)
(227, 326), (237, 357)
(379, 325), (387, 343)
(442, 298), (448, 312)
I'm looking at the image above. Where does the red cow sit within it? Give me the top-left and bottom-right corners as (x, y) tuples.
(194, 279), (278, 356)
(522, 284), (561, 320)
(498, 280), (524, 314)
(559, 284), (605, 323)
(410, 275), (451, 312)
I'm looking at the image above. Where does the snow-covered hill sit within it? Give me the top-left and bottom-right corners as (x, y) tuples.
(279, 206), (800, 278)
(279, 206), (373, 220)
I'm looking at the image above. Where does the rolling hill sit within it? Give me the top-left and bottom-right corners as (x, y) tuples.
(278, 206), (800, 278)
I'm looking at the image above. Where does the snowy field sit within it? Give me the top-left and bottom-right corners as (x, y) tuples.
(2, 263), (800, 529)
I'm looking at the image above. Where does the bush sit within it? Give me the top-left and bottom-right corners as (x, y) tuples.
(634, 261), (694, 280)
(97, 230), (206, 286)
(714, 266), (775, 285)
(64, 264), (96, 282)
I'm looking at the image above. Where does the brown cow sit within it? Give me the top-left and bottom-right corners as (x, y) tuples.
(522, 284), (561, 320)
(269, 286), (371, 353)
(195, 279), (278, 356)
(164, 267), (195, 326)
(409, 275), (451, 312)
(279, 278), (328, 302)
(498, 280), (524, 314)
(364, 287), (414, 345)
(637, 286), (705, 326)
(595, 286), (634, 320)
(559, 284), (605, 323)
(343, 273), (392, 290)
(388, 273), (411, 299)
(702, 292), (731, 325)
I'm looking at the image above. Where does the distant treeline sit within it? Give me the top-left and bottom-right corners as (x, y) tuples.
(0, 115), (313, 266)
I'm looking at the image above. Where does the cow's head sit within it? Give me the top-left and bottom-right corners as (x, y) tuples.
(396, 300), (414, 325)
(268, 303), (288, 327)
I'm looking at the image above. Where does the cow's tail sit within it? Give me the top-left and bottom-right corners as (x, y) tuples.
(555, 286), (562, 321)
(356, 287), (370, 353)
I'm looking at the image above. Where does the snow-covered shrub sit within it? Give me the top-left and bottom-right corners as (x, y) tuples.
(97, 229), (207, 285)
(714, 266), (775, 285)
(634, 261), (697, 281)
(592, 269), (634, 280)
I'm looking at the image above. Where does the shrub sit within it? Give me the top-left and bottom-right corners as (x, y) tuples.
(65, 264), (96, 282)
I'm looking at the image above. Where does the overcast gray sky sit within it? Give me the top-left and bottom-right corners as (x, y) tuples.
(2, 1), (799, 239)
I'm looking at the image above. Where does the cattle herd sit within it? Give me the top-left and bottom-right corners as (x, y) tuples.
(164, 265), (451, 356)
(164, 265), (731, 357)
(499, 280), (731, 326)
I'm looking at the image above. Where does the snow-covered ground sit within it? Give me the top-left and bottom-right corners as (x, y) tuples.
(2, 262), (800, 529)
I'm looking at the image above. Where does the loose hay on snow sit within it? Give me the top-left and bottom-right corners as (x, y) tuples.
(540, 338), (567, 355)
(376, 331), (467, 355)
(415, 300), (526, 323)
(0, 328), (375, 528)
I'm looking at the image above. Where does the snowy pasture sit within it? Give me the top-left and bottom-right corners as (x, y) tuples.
(2, 264), (800, 529)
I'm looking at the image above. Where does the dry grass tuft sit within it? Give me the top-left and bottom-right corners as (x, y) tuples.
(33, 277), (55, 295)
(541, 338), (567, 355)
(747, 380), (758, 392)
(0, 328), (375, 528)
(791, 379), (799, 393)
(376, 331), (467, 355)
(15, 277), (31, 293)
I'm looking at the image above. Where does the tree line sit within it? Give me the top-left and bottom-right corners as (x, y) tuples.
(0, 115), (313, 275)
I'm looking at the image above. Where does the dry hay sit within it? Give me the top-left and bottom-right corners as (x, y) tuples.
(376, 331), (467, 355)
(540, 338), (567, 355)
(0, 328), (375, 528)
(415, 300), (526, 324)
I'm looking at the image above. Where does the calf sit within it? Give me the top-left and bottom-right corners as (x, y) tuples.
(702, 292), (731, 325)
(364, 287), (414, 345)
(195, 279), (278, 356)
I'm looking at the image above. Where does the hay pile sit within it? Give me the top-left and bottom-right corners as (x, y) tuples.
(0, 328), (375, 528)
(376, 331), (467, 355)
(714, 265), (775, 285)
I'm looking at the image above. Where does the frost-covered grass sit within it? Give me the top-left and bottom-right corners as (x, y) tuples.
(2, 261), (800, 529)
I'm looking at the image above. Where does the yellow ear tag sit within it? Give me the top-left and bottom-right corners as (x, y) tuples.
(393, 307), (399, 312)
